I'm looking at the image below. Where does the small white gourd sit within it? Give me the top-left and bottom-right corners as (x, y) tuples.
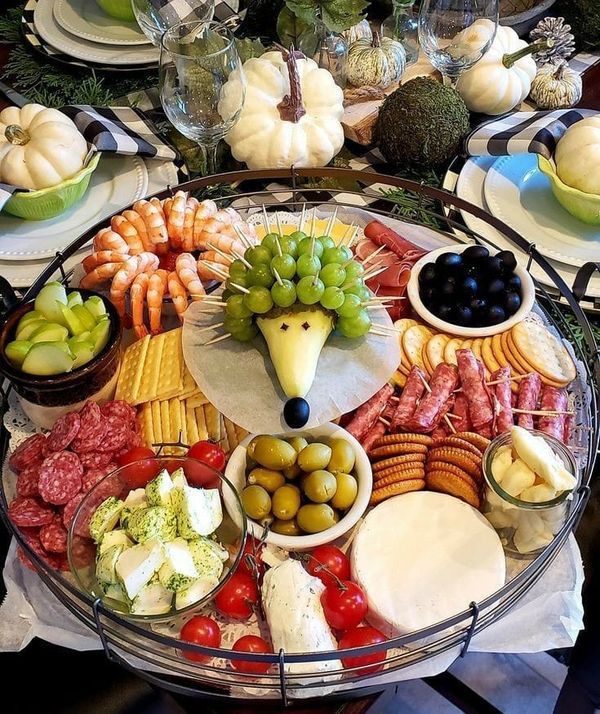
(347, 32), (406, 89)
(530, 62), (582, 109)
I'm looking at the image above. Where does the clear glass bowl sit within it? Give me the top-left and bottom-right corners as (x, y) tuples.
(482, 430), (578, 559)
(67, 456), (247, 622)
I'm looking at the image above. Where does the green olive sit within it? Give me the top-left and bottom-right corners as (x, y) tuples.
(271, 518), (302, 536)
(297, 442), (332, 472)
(271, 484), (301, 521)
(330, 473), (358, 510)
(246, 436), (261, 461)
(241, 485), (272, 520)
(332, 509), (340, 524)
(288, 436), (309, 453)
(252, 436), (297, 470)
(297, 504), (337, 534)
(247, 467), (285, 493)
(327, 439), (356, 474)
(302, 470), (337, 503)
(283, 463), (302, 480)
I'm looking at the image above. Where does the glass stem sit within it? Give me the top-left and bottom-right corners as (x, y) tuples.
(201, 140), (219, 176)
(443, 73), (459, 88)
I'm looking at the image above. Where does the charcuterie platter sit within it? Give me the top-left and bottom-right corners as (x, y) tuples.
(0, 169), (596, 702)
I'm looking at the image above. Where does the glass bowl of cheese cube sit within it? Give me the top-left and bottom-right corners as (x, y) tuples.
(67, 456), (247, 621)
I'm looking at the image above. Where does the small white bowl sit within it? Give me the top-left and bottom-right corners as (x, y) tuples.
(222, 422), (372, 551)
(406, 245), (535, 338)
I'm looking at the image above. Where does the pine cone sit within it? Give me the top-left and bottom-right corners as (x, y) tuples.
(530, 16), (576, 65)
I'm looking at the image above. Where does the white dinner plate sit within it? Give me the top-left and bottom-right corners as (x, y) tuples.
(483, 154), (600, 268)
(0, 159), (179, 288)
(34, 0), (159, 65)
(54, 0), (150, 46)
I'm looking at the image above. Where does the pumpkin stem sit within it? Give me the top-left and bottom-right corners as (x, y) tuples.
(503, 39), (554, 69)
(277, 47), (307, 124)
(5, 125), (30, 146)
(372, 31), (381, 48)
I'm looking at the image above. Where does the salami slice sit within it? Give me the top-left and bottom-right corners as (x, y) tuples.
(563, 414), (573, 445)
(492, 367), (513, 434)
(9, 497), (55, 527)
(9, 434), (47, 473)
(38, 451), (83, 505)
(70, 535), (96, 567)
(62, 492), (85, 531)
(361, 422), (386, 454)
(101, 400), (137, 426)
(516, 373), (542, 429)
(409, 364), (459, 432)
(17, 530), (60, 571)
(40, 519), (68, 553)
(452, 393), (472, 433)
(82, 463), (117, 492)
(46, 412), (81, 453)
(537, 386), (567, 440)
(391, 366), (426, 431)
(16, 465), (40, 498)
(456, 350), (494, 429)
(79, 450), (114, 470)
(71, 402), (107, 453)
(346, 384), (395, 441)
(96, 416), (130, 453)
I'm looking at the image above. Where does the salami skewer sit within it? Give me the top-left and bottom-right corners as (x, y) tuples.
(346, 384), (394, 441)
(492, 367), (513, 434)
(390, 366), (426, 431)
(516, 373), (542, 429)
(408, 364), (459, 433)
(537, 386), (568, 440)
(456, 349), (494, 431)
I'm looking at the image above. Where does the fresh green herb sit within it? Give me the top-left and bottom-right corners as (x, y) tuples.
(285, 0), (368, 33)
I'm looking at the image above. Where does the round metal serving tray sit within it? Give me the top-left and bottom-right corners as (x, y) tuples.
(0, 168), (598, 705)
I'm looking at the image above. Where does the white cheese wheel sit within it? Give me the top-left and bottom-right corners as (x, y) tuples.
(351, 492), (505, 635)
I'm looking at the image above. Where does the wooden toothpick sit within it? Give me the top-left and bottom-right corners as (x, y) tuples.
(273, 267), (283, 286)
(513, 408), (574, 417)
(204, 333), (232, 346)
(230, 282), (250, 294)
(325, 207), (338, 237)
(262, 205), (271, 234)
(299, 204), (306, 232)
(197, 321), (224, 333)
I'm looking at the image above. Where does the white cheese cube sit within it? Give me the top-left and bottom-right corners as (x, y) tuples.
(511, 426), (577, 492)
(99, 529), (133, 555)
(96, 544), (124, 584)
(116, 538), (165, 600)
(513, 512), (554, 554)
(519, 484), (558, 503)
(131, 577), (173, 615)
(89, 497), (124, 543)
(120, 489), (148, 530)
(501, 459), (536, 498)
(171, 468), (188, 489)
(145, 469), (175, 508)
(158, 538), (198, 591)
(188, 537), (227, 579)
(491, 445), (513, 484)
(102, 582), (129, 605)
(173, 486), (222, 538)
(175, 576), (219, 610)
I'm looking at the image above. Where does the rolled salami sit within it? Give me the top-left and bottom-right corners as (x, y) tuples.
(362, 422), (386, 454)
(456, 349), (494, 429)
(452, 393), (472, 433)
(345, 384), (394, 441)
(492, 367), (513, 434)
(516, 373), (542, 429)
(563, 414), (573, 445)
(390, 366), (426, 431)
(408, 364), (459, 432)
(537, 386), (567, 440)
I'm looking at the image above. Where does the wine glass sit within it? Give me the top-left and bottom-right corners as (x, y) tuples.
(418, 0), (499, 86)
(159, 21), (245, 176)
(131, 0), (215, 46)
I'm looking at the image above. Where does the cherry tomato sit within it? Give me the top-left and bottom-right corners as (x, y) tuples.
(188, 440), (227, 471)
(215, 572), (259, 619)
(179, 616), (221, 663)
(114, 448), (159, 488)
(338, 626), (387, 675)
(321, 580), (368, 631)
(238, 537), (265, 581)
(231, 635), (272, 674)
(159, 251), (181, 272)
(305, 545), (350, 587)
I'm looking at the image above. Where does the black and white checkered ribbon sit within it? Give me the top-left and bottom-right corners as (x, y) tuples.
(465, 109), (598, 159)
(151, 0), (239, 33)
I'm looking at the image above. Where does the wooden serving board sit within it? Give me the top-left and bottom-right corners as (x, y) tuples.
(342, 53), (439, 146)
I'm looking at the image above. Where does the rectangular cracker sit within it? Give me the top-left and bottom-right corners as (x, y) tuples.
(186, 403), (199, 444)
(195, 406), (208, 441)
(155, 330), (183, 400)
(160, 400), (171, 448)
(170, 397), (182, 444)
(139, 403), (154, 448)
(224, 417), (238, 452)
(151, 401), (162, 445)
(180, 401), (188, 447)
(204, 404), (220, 441)
(179, 366), (199, 400)
(135, 333), (166, 404)
(186, 391), (208, 408)
(115, 334), (150, 403)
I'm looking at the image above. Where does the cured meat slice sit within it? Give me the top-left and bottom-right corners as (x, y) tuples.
(456, 349), (494, 429)
(45, 413), (81, 453)
(409, 364), (459, 433)
(452, 393), (472, 433)
(17, 530), (61, 572)
(96, 416), (130, 453)
(40, 519), (68, 553)
(391, 366), (426, 431)
(82, 463), (117, 492)
(16, 465), (40, 498)
(346, 384), (394, 441)
(71, 402), (107, 453)
(9, 434), (47, 473)
(101, 400), (137, 427)
(38, 452), (83, 505)
(364, 220), (427, 260)
(563, 414), (573, 445)
(9, 497), (55, 527)
(70, 535), (96, 568)
(362, 422), (386, 454)
(492, 367), (513, 434)
(516, 373), (542, 429)
(79, 450), (115, 470)
(537, 386), (567, 440)
(429, 394), (455, 432)
(62, 493), (85, 531)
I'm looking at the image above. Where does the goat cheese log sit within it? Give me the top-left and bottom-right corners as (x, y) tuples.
(262, 559), (341, 679)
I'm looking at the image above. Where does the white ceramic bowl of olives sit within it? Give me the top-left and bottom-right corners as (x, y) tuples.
(407, 244), (535, 337)
(222, 422), (372, 551)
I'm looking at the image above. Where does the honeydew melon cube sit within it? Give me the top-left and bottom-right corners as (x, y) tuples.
(84, 296), (108, 320)
(67, 291), (84, 308)
(16, 319), (48, 342)
(90, 319), (111, 356)
(61, 305), (87, 337)
(71, 304), (97, 332)
(16, 310), (45, 330)
(70, 341), (95, 369)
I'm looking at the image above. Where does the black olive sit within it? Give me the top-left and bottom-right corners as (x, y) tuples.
(483, 256), (504, 276)
(486, 305), (506, 325)
(421, 286), (438, 308)
(440, 281), (456, 298)
(504, 292), (522, 315)
(436, 252), (463, 271)
(418, 263), (438, 286)
(284, 398), (310, 428)
(469, 297), (488, 326)
(463, 245), (489, 262)
(452, 305), (473, 326)
(436, 304), (453, 321)
(487, 278), (505, 296)
(459, 276), (478, 297)
(506, 275), (522, 293)
(497, 250), (517, 272)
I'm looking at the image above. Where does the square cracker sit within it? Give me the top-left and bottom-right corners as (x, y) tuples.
(115, 334), (150, 403)
(135, 333), (166, 404)
(155, 330), (183, 400)
(151, 401), (162, 445)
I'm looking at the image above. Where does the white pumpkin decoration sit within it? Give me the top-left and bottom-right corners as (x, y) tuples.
(555, 117), (600, 195)
(342, 19), (372, 45)
(0, 103), (87, 190)
(219, 50), (344, 170)
(530, 62), (582, 110)
(456, 19), (537, 115)
(347, 32), (406, 89)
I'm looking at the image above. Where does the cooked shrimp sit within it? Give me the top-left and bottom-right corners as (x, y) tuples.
(176, 252), (205, 299)
(168, 271), (189, 322)
(111, 215), (144, 254)
(192, 199), (218, 245)
(122, 209), (152, 252)
(162, 197), (172, 222)
(93, 228), (129, 254)
(197, 259), (230, 281)
(149, 196), (166, 221)
(80, 261), (122, 289)
(130, 272), (150, 340)
(167, 190), (187, 250)
(181, 197), (199, 252)
(110, 252), (160, 318)
(147, 269), (168, 335)
(82, 250), (129, 274)
(133, 199), (168, 249)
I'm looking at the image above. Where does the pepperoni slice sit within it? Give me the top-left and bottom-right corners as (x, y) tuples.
(82, 463), (117, 493)
(79, 451), (114, 471)
(101, 400), (137, 426)
(46, 413), (81, 453)
(62, 492), (85, 531)
(9, 434), (47, 473)
(16, 465), (40, 498)
(97, 416), (129, 453)
(70, 535), (96, 568)
(38, 451), (83, 505)
(40, 519), (68, 553)
(71, 402), (107, 454)
(9, 497), (55, 528)
(17, 529), (63, 571)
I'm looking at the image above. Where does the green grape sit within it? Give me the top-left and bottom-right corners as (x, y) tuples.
(344, 260), (365, 280)
(353, 286), (372, 302)
(244, 286), (273, 314)
(233, 323), (259, 342)
(296, 276), (325, 305)
(226, 294), (252, 319)
(245, 245), (272, 266)
(224, 315), (253, 335)
(339, 245), (353, 261)
(279, 236), (299, 259)
(247, 264), (274, 288)
(262, 233), (280, 253)
(336, 293), (362, 318)
(271, 279), (297, 308)
(320, 286), (345, 310)
(296, 254), (321, 278)
(318, 235), (335, 250)
(228, 259), (247, 282)
(271, 253), (296, 280)
(337, 310), (371, 338)
(289, 230), (306, 243)
(322, 247), (348, 265)
(319, 263), (346, 288)
(221, 289), (233, 301)
(227, 275), (248, 294)
(297, 236), (324, 258)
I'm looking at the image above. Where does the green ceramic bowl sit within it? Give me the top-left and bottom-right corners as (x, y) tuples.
(3, 153), (101, 221)
(95, 0), (136, 22)
(537, 155), (600, 226)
